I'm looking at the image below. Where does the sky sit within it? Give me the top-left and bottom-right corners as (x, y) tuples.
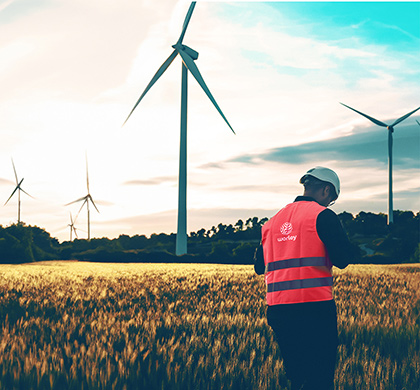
(1, 0), (419, 242)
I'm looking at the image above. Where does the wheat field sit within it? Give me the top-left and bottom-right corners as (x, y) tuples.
(0, 261), (419, 390)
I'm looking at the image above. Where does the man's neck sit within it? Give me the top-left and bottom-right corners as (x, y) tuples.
(294, 195), (324, 206)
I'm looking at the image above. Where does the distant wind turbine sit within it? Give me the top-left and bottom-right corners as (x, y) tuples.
(66, 156), (99, 240)
(123, 1), (235, 255)
(68, 213), (78, 241)
(340, 102), (420, 224)
(4, 159), (33, 224)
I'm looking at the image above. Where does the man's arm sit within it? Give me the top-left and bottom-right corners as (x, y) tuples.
(317, 209), (361, 269)
(254, 243), (265, 275)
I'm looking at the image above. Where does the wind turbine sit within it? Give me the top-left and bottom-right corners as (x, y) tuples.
(123, 1), (235, 255)
(340, 103), (420, 224)
(416, 120), (420, 127)
(4, 159), (33, 224)
(68, 212), (78, 241)
(66, 156), (99, 240)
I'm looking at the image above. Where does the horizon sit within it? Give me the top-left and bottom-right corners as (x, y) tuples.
(1, 1), (419, 242)
(1, 207), (417, 244)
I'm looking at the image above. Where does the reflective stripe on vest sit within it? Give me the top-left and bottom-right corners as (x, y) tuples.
(265, 256), (329, 272)
(262, 201), (333, 305)
(267, 276), (333, 293)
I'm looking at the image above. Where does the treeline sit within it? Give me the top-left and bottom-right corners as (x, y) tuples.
(0, 211), (418, 265)
(0, 217), (267, 265)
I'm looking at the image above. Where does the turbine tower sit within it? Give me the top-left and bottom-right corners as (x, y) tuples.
(66, 156), (99, 240)
(4, 159), (33, 224)
(124, 1), (235, 255)
(340, 103), (420, 224)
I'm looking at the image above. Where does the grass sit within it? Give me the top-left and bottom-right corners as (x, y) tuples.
(0, 261), (419, 389)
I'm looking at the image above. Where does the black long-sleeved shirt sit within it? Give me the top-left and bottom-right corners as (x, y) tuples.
(254, 196), (360, 275)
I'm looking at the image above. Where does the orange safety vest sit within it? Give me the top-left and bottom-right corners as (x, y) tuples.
(262, 201), (333, 305)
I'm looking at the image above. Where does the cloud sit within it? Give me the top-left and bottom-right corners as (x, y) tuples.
(124, 176), (177, 186)
(0, 0), (174, 103)
(334, 186), (420, 216)
(94, 200), (114, 207)
(212, 183), (293, 195)
(0, 0), (15, 13)
(198, 162), (225, 169)
(228, 123), (420, 170)
(0, 177), (15, 186)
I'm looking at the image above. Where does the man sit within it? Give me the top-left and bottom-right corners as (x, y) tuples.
(254, 166), (360, 390)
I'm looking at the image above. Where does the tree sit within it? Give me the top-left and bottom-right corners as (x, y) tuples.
(234, 219), (244, 232)
(225, 224), (235, 237)
(354, 212), (387, 236)
(196, 228), (206, 239)
(0, 224), (35, 263)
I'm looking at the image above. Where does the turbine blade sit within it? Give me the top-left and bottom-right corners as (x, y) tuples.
(340, 103), (388, 127)
(178, 49), (235, 134)
(391, 106), (420, 127)
(20, 187), (34, 199)
(176, 1), (196, 45)
(89, 195), (100, 213)
(11, 158), (18, 184)
(4, 186), (19, 205)
(416, 119), (420, 126)
(77, 198), (88, 216)
(65, 195), (88, 206)
(123, 50), (179, 126)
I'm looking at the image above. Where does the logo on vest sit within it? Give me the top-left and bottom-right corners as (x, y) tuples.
(278, 222), (297, 242)
(280, 222), (293, 235)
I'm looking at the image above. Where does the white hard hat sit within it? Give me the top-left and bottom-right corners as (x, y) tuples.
(300, 166), (340, 199)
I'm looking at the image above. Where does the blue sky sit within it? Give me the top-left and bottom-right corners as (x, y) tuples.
(0, 1), (419, 241)
(270, 2), (420, 42)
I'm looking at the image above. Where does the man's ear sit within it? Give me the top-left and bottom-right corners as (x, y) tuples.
(323, 185), (331, 197)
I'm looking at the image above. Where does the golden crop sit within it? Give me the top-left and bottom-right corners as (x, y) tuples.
(0, 261), (418, 389)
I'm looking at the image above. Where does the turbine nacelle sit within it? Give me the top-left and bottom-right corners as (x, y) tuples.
(172, 44), (199, 60)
